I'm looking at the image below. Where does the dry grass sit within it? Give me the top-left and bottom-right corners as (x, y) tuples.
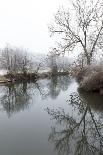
(75, 64), (103, 92)
(0, 75), (11, 83)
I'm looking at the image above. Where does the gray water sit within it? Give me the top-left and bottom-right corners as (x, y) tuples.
(0, 76), (103, 155)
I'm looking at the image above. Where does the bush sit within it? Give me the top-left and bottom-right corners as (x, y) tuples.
(76, 64), (103, 92)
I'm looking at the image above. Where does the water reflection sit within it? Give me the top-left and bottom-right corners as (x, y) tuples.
(0, 82), (32, 117)
(0, 76), (70, 116)
(0, 77), (103, 155)
(47, 90), (103, 155)
(78, 89), (103, 112)
(47, 76), (70, 99)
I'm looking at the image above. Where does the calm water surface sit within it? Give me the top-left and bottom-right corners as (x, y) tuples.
(0, 76), (103, 155)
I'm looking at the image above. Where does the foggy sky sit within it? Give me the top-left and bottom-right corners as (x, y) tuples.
(0, 0), (68, 54)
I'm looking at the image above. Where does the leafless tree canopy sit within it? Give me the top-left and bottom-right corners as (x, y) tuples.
(0, 45), (33, 74)
(49, 0), (103, 65)
(47, 50), (70, 73)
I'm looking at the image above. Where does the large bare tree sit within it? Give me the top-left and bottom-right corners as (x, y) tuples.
(49, 0), (103, 65)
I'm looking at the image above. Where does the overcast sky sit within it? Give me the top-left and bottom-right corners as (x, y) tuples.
(0, 0), (68, 54)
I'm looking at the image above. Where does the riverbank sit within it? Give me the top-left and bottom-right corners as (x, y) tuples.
(0, 76), (11, 83)
(75, 65), (103, 94)
(0, 71), (69, 84)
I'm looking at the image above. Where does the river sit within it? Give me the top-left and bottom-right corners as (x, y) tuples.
(0, 76), (102, 155)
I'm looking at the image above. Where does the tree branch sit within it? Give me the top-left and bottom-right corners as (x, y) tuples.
(90, 24), (103, 57)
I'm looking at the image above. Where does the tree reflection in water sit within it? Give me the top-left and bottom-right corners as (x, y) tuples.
(0, 82), (32, 117)
(47, 91), (103, 155)
(47, 76), (70, 99)
(0, 76), (70, 117)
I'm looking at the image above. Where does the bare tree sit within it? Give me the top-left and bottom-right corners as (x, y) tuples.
(72, 53), (87, 70)
(32, 54), (47, 73)
(0, 46), (13, 72)
(0, 45), (33, 74)
(49, 0), (103, 65)
(47, 50), (58, 74)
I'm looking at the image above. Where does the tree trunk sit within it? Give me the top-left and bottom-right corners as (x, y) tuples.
(87, 57), (91, 65)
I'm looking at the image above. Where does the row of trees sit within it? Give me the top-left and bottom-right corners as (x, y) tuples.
(0, 45), (33, 74)
(0, 45), (71, 75)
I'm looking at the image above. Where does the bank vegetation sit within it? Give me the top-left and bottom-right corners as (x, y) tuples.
(0, 45), (70, 83)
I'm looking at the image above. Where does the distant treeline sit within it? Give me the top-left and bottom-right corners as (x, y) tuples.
(0, 45), (71, 75)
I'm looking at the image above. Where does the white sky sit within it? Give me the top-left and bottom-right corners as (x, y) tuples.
(0, 0), (68, 54)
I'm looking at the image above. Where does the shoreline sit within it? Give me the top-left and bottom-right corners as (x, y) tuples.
(0, 71), (70, 84)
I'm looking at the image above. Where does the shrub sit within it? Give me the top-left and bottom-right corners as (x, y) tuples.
(76, 64), (103, 92)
